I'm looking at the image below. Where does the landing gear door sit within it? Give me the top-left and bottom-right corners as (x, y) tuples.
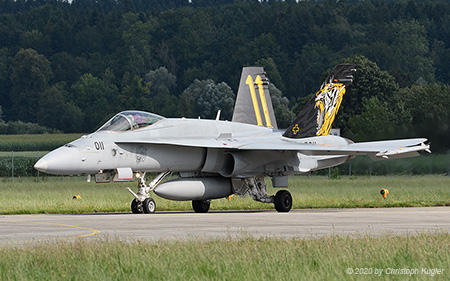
(113, 167), (134, 182)
(95, 172), (111, 183)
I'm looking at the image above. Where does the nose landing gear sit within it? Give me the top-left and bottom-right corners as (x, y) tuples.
(127, 170), (170, 214)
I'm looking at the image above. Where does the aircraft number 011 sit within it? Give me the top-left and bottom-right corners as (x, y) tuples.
(94, 141), (105, 150)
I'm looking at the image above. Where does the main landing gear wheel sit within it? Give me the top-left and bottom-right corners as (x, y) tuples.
(131, 198), (143, 214)
(274, 190), (292, 212)
(192, 200), (210, 213)
(143, 198), (156, 213)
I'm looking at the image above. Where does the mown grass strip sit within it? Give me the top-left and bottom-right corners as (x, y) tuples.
(0, 232), (448, 280)
(0, 175), (449, 215)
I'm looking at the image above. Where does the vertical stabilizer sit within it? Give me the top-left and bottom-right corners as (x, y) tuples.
(283, 64), (356, 138)
(232, 67), (278, 129)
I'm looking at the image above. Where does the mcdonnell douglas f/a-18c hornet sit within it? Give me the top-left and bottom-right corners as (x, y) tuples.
(34, 64), (430, 213)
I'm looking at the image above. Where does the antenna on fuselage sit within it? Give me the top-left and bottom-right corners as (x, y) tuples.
(215, 110), (221, 121)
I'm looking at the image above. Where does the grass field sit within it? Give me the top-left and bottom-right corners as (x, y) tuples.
(0, 175), (449, 214)
(0, 133), (83, 151)
(0, 231), (448, 280)
(0, 151), (49, 157)
(1, 175), (449, 281)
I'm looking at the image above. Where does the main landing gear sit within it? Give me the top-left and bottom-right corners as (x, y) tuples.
(192, 199), (210, 213)
(190, 192), (292, 213)
(236, 177), (293, 213)
(274, 190), (292, 212)
(127, 171), (170, 214)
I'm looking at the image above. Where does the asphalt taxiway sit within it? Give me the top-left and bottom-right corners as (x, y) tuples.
(1, 207), (449, 244)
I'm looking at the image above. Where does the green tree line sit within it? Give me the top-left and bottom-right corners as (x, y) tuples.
(0, 0), (449, 151)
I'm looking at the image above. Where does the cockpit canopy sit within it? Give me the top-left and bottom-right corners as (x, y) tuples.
(97, 111), (165, 132)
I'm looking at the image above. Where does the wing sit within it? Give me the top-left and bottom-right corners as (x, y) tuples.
(116, 137), (430, 161)
(238, 138), (431, 160)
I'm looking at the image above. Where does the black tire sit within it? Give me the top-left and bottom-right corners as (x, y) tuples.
(274, 190), (292, 212)
(131, 199), (143, 214)
(192, 200), (210, 213)
(143, 198), (156, 214)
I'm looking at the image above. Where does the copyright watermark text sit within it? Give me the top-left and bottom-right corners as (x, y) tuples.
(346, 267), (445, 277)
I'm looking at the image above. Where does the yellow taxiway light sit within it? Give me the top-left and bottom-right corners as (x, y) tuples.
(380, 189), (389, 199)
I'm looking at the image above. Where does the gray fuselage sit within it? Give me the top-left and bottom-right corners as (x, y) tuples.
(35, 117), (352, 178)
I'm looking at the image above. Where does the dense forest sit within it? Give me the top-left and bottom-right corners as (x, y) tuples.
(0, 0), (449, 152)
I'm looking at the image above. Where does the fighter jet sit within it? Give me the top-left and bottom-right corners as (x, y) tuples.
(34, 64), (430, 213)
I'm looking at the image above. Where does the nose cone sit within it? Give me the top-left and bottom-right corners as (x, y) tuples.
(34, 158), (48, 172)
(34, 146), (82, 175)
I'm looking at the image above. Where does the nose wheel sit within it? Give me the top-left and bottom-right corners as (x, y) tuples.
(131, 198), (143, 214)
(131, 198), (156, 214)
(143, 198), (156, 213)
(128, 171), (170, 214)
